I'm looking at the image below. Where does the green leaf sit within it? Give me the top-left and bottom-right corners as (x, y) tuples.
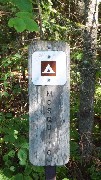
(3, 168), (12, 178)
(32, 173), (39, 180)
(21, 114), (29, 119)
(70, 141), (79, 152)
(18, 148), (27, 162)
(0, 137), (4, 143)
(14, 130), (18, 139)
(3, 154), (8, 162)
(5, 160), (12, 166)
(12, 0), (33, 12)
(8, 150), (15, 157)
(0, 113), (5, 121)
(96, 87), (101, 96)
(0, 0), (9, 4)
(14, 53), (22, 58)
(8, 18), (15, 27)
(6, 113), (12, 118)
(2, 91), (9, 97)
(14, 134), (18, 139)
(13, 86), (21, 94)
(4, 135), (15, 143)
(10, 166), (15, 172)
(15, 173), (23, 180)
(21, 142), (29, 149)
(16, 12), (33, 19)
(0, 169), (10, 180)
(8, 17), (26, 32)
(33, 166), (44, 173)
(24, 164), (32, 175)
(14, 130), (18, 134)
(23, 17), (39, 32)
(76, 53), (83, 60)
(8, 16), (39, 32)
(24, 176), (33, 180)
(19, 160), (27, 165)
(3, 81), (9, 89)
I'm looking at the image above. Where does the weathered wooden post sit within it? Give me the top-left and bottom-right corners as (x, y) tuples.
(28, 41), (70, 179)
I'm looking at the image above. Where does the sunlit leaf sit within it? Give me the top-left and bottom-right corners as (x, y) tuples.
(11, 0), (33, 12)
(19, 160), (27, 165)
(15, 173), (23, 180)
(8, 17), (26, 32)
(10, 166), (15, 172)
(21, 142), (29, 149)
(16, 11), (33, 19)
(18, 149), (27, 162)
(8, 150), (15, 157)
(23, 17), (39, 32)
(2, 92), (9, 97)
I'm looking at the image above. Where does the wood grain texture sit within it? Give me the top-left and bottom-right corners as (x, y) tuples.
(28, 41), (70, 166)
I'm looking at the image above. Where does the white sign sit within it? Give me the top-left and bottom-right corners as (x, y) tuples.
(32, 51), (67, 85)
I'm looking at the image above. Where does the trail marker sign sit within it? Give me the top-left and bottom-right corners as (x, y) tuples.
(29, 41), (70, 166)
(41, 61), (56, 76)
(32, 51), (66, 85)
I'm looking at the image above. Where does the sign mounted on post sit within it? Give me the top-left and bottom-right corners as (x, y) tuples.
(32, 51), (67, 85)
(41, 61), (56, 76)
(29, 41), (70, 166)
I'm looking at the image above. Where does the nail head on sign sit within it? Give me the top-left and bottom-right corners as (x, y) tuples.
(47, 79), (50, 82)
(48, 55), (51, 58)
(47, 44), (51, 49)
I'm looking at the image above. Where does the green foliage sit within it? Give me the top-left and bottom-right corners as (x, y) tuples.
(94, 86), (101, 116)
(0, 113), (45, 179)
(8, 17), (26, 32)
(16, 12), (33, 19)
(11, 0), (33, 12)
(0, 0), (101, 179)
(71, 50), (83, 62)
(57, 166), (69, 180)
(18, 148), (27, 165)
(88, 164), (101, 180)
(0, 170), (10, 180)
(8, 14), (39, 32)
(1, 0), (39, 32)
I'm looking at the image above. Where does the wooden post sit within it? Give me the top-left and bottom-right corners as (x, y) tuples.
(28, 41), (70, 169)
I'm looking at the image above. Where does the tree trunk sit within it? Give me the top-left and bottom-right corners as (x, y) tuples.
(79, 0), (98, 162)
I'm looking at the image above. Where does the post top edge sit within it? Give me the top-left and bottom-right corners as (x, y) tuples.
(30, 40), (70, 46)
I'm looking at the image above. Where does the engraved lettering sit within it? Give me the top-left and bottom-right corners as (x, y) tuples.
(47, 100), (51, 105)
(46, 91), (53, 153)
(47, 91), (52, 97)
(47, 150), (51, 155)
(47, 108), (51, 113)
(47, 124), (51, 130)
(47, 117), (52, 122)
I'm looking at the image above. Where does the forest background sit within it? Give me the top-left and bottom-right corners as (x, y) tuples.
(0, 0), (101, 180)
